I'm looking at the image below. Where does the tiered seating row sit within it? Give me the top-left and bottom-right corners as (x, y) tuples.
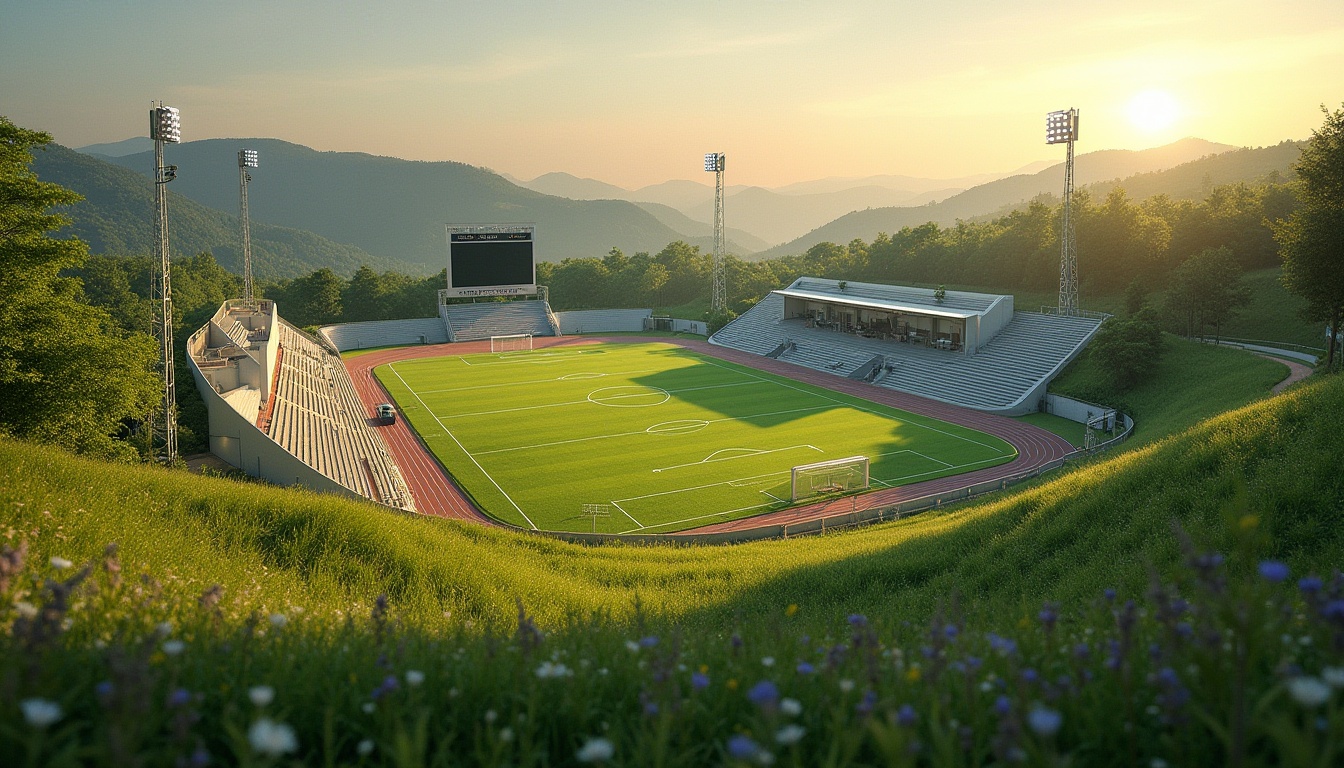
(711, 295), (1102, 411)
(441, 301), (556, 342)
(319, 318), (449, 352)
(268, 322), (414, 511)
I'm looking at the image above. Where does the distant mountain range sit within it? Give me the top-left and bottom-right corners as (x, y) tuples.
(33, 143), (393, 278)
(506, 144), (1232, 247)
(755, 138), (1291, 258)
(93, 139), (765, 273)
(55, 133), (1297, 278)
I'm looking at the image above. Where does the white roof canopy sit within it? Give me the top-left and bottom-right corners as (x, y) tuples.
(774, 287), (980, 320)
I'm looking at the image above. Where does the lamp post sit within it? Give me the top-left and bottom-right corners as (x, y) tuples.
(703, 152), (726, 314)
(238, 149), (258, 306)
(1047, 108), (1080, 317)
(150, 103), (181, 463)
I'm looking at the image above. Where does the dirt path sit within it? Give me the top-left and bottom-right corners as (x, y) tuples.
(344, 337), (1076, 537)
(1259, 353), (1314, 395)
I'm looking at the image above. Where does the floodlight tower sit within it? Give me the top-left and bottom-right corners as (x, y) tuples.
(150, 103), (181, 463)
(1046, 108), (1080, 316)
(703, 152), (727, 313)
(238, 149), (258, 306)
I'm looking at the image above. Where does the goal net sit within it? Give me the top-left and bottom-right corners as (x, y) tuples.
(790, 456), (870, 502)
(491, 334), (533, 353)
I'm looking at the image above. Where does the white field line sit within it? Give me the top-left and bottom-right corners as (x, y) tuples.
(458, 350), (604, 366)
(695, 356), (1012, 455)
(441, 379), (769, 421)
(651, 444), (821, 473)
(387, 363), (537, 531)
(619, 450), (1013, 533)
(412, 369), (656, 395)
(910, 450), (954, 468)
(471, 405), (830, 456)
(609, 500), (643, 530)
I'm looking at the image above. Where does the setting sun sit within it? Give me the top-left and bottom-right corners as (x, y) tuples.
(1126, 89), (1182, 134)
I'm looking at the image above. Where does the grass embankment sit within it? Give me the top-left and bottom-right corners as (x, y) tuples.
(1049, 334), (1288, 445)
(3, 375), (1344, 764)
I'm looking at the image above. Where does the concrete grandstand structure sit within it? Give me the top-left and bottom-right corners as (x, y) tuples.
(187, 301), (414, 511)
(710, 277), (1104, 414)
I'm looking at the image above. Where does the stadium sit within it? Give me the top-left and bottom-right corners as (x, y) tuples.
(187, 228), (1115, 539)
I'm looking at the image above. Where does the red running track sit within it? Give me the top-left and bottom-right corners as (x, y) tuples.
(343, 336), (1077, 536)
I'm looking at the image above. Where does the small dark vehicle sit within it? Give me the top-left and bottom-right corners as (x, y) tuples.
(375, 403), (396, 425)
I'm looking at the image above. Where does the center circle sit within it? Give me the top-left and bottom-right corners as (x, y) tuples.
(587, 385), (670, 408)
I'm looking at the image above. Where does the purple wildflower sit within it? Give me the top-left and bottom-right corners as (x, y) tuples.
(1103, 588), (1117, 602)
(1038, 603), (1059, 633)
(691, 672), (710, 690)
(747, 680), (780, 711)
(639, 635), (659, 648)
(727, 734), (760, 761)
(1299, 576), (1324, 594)
(1027, 707), (1062, 737)
(1259, 561), (1291, 583)
(795, 661), (815, 675)
(896, 704), (918, 727)
(847, 614), (868, 627)
(855, 690), (877, 717)
(993, 695), (1012, 717)
(167, 688), (192, 708)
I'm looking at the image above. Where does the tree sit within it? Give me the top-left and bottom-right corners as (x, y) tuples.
(1276, 104), (1344, 371)
(1162, 247), (1250, 340)
(1088, 309), (1164, 391)
(0, 117), (159, 460)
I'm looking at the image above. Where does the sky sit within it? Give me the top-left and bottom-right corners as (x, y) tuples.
(2, 0), (1342, 189)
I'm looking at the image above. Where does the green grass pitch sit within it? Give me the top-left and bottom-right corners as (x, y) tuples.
(374, 342), (1017, 533)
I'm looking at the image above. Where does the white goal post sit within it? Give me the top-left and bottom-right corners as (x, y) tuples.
(790, 456), (870, 502)
(491, 334), (533, 353)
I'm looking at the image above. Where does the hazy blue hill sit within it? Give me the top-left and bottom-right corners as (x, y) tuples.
(683, 184), (931, 245)
(632, 201), (771, 253)
(759, 138), (1272, 258)
(74, 136), (154, 157)
(30, 143), (393, 278)
(104, 139), (691, 270)
(523, 171), (632, 200)
(1087, 140), (1304, 200)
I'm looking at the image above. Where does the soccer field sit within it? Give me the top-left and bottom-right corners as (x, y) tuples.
(374, 342), (1016, 533)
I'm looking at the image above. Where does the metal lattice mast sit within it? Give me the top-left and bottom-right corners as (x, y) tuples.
(150, 104), (181, 462)
(1047, 108), (1080, 316)
(238, 149), (258, 305)
(704, 152), (726, 313)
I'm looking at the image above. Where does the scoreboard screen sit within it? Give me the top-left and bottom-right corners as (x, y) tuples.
(444, 227), (537, 298)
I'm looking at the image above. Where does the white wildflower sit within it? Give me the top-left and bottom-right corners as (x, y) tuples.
(625, 640), (640, 653)
(20, 698), (62, 728)
(361, 702), (375, 714)
(535, 661), (572, 679)
(1322, 667), (1344, 689)
(1288, 677), (1332, 708)
(14, 601), (37, 620)
(775, 724), (806, 746)
(156, 621), (174, 636)
(761, 656), (775, 667)
(780, 698), (803, 717)
(499, 727), (514, 743)
(249, 685), (275, 707)
(576, 737), (615, 763)
(248, 718), (298, 756)
(405, 670), (425, 687)
(838, 679), (855, 693)
(49, 556), (73, 570)
(269, 613), (287, 628)
(484, 709), (497, 724)
(357, 739), (375, 756)
(162, 639), (186, 656)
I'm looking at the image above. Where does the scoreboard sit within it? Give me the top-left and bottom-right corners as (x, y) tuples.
(444, 225), (537, 298)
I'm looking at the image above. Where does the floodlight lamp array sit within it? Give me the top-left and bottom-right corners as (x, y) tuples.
(150, 105), (181, 143)
(704, 152), (724, 172)
(1045, 109), (1078, 145)
(239, 149), (259, 168)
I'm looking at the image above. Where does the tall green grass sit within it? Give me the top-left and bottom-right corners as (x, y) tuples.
(3, 375), (1344, 765)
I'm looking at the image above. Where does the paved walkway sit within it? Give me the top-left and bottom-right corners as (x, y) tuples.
(343, 337), (1077, 537)
(1260, 353), (1314, 395)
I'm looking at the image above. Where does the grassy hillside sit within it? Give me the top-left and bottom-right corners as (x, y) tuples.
(29, 142), (395, 278)
(3, 371), (1343, 765)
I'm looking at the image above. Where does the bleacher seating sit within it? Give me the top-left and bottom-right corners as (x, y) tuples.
(710, 294), (1102, 412)
(319, 318), (449, 352)
(269, 321), (415, 510)
(553, 308), (653, 334)
(441, 301), (556, 342)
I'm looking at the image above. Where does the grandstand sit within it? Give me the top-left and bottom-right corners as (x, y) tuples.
(710, 278), (1104, 414)
(187, 301), (415, 511)
(318, 317), (448, 352)
(439, 299), (559, 342)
